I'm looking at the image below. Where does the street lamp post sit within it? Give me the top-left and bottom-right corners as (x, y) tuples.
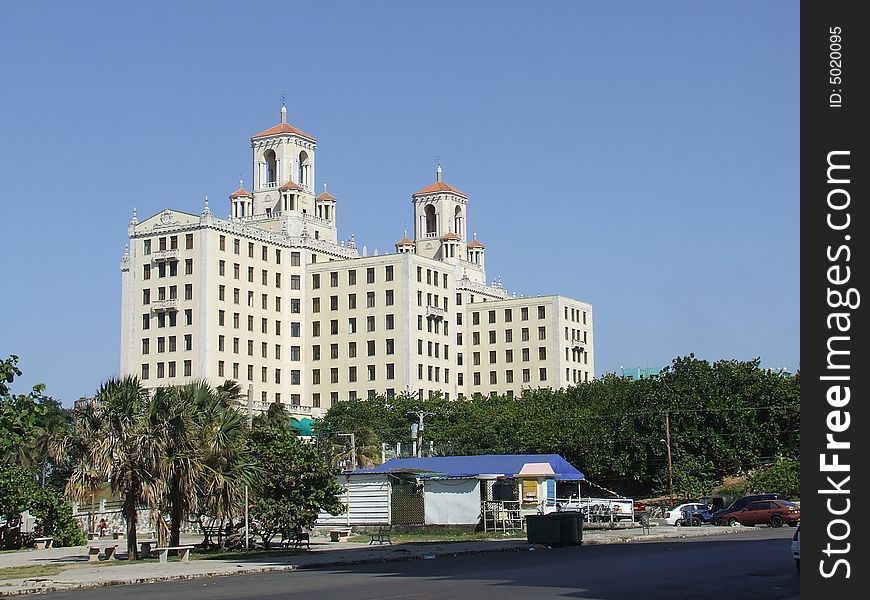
(664, 412), (674, 510)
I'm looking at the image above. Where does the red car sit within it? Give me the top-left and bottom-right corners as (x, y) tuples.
(720, 499), (800, 528)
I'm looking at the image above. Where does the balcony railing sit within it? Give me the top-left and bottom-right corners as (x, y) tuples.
(426, 305), (447, 320)
(152, 249), (179, 262)
(571, 337), (586, 350)
(423, 232), (438, 239)
(151, 298), (178, 312)
(261, 181), (278, 190)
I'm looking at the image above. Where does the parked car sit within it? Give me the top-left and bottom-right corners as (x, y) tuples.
(662, 502), (708, 526)
(710, 493), (782, 525)
(792, 525), (800, 570)
(719, 499), (800, 528)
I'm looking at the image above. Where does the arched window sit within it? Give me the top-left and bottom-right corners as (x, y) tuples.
(424, 204), (437, 235)
(454, 206), (463, 238)
(264, 150), (277, 186)
(298, 151), (310, 189)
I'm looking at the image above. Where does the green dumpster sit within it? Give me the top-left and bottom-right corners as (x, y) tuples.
(525, 512), (583, 546)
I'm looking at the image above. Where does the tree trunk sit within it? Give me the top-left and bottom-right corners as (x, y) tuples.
(125, 493), (139, 560)
(169, 476), (183, 548)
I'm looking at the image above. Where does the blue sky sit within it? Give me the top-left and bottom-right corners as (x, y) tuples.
(0, 1), (799, 404)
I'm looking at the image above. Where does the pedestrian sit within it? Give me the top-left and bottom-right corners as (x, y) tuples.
(98, 518), (107, 538)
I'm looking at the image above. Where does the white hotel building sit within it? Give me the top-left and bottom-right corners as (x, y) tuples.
(120, 108), (594, 416)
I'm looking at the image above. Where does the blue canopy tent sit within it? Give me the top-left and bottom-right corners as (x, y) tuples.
(355, 454), (584, 480)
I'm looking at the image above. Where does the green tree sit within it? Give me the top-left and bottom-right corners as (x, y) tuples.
(1, 355), (48, 465)
(248, 426), (344, 548)
(29, 486), (86, 547)
(747, 458), (800, 499)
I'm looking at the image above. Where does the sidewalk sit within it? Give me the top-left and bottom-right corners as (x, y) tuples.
(0, 525), (763, 596)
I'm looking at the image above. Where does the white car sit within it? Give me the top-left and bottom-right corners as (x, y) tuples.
(662, 502), (708, 526)
(792, 525), (800, 570)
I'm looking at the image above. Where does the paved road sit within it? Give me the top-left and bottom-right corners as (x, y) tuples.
(47, 528), (798, 600)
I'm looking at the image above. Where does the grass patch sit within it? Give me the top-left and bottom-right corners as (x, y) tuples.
(0, 564), (69, 581)
(347, 530), (522, 544)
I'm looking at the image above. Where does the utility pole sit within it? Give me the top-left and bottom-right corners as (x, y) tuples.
(664, 412), (674, 510)
(407, 410), (434, 458)
(245, 384), (253, 550)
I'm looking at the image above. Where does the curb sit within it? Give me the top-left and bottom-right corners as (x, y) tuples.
(0, 526), (763, 597)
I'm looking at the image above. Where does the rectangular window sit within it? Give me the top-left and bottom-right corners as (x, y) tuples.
(144, 239), (151, 255)
(168, 361), (176, 378)
(184, 284), (192, 301)
(156, 362), (165, 378)
(366, 315), (375, 332)
(185, 234), (193, 250)
(275, 249), (281, 264)
(291, 346), (300, 361)
(219, 260), (225, 276)
(348, 341), (357, 358)
(218, 361), (225, 377)
(330, 295), (338, 311)
(185, 259), (193, 275)
(522, 348), (530, 362)
(385, 314), (394, 330)
(367, 365), (376, 381)
(262, 270), (268, 285)
(330, 343), (339, 359)
(385, 265), (393, 281)
(291, 251), (300, 266)
(312, 297), (320, 313)
(538, 305), (546, 319)
(248, 242), (254, 258)
(143, 289), (151, 305)
(367, 340), (376, 356)
(490, 371), (497, 385)
(142, 338), (150, 354)
(505, 329), (513, 343)
(489, 330), (496, 344)
(385, 289), (394, 306)
(539, 368), (547, 381)
(522, 328), (530, 341)
(489, 350), (496, 364)
(290, 370), (300, 385)
(386, 363), (395, 380)
(141, 364), (149, 379)
(291, 275), (300, 290)
(539, 347), (547, 360)
(312, 321), (320, 337)
(330, 368), (338, 384)
(366, 267), (375, 284)
(291, 322), (301, 337)
(366, 291), (375, 308)
(348, 269), (356, 285)
(473, 312), (480, 325)
(489, 310), (496, 324)
(330, 272), (338, 287)
(312, 274), (320, 289)
(523, 368), (531, 383)
(538, 326), (546, 340)
(348, 317), (357, 334)
(183, 360), (191, 377)
(330, 319), (338, 335)
(261, 318), (268, 334)
(348, 293), (356, 309)
(143, 264), (151, 280)
(312, 369), (320, 385)
(506, 349), (513, 363)
(386, 338), (395, 355)
(521, 307), (529, 321)
(184, 334), (192, 351)
(262, 245), (268, 261)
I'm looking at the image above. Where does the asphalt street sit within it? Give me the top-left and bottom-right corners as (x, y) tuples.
(46, 528), (799, 600)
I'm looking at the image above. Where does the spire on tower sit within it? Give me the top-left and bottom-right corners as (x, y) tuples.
(436, 158), (443, 182)
(130, 207), (138, 225)
(280, 93), (287, 124)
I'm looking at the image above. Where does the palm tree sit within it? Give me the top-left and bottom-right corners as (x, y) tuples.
(66, 377), (161, 560)
(150, 381), (260, 547)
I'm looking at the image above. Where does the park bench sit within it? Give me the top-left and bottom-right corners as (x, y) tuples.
(88, 544), (118, 562)
(153, 545), (195, 563)
(329, 527), (352, 542)
(369, 525), (392, 545)
(33, 536), (54, 549)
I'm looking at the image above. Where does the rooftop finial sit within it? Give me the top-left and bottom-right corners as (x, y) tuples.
(131, 207), (138, 225)
(202, 194), (211, 217)
(239, 177), (244, 189)
(436, 157), (443, 182)
(280, 92), (287, 124)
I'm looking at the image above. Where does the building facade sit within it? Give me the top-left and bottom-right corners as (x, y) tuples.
(120, 108), (594, 416)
